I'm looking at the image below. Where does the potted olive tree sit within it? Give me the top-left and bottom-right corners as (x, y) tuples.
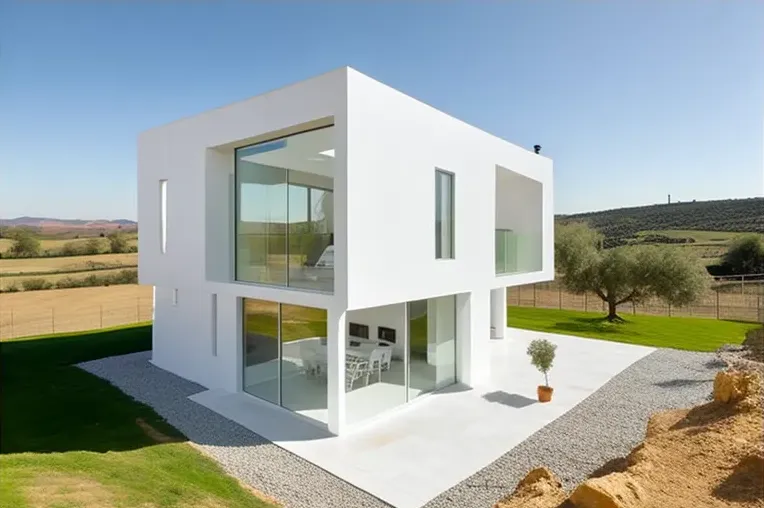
(527, 338), (557, 402)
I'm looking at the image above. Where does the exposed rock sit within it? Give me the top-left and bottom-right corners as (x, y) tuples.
(494, 467), (566, 508)
(568, 474), (645, 508)
(713, 370), (755, 403)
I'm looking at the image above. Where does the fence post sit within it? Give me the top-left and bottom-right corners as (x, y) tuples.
(716, 291), (720, 320)
(533, 284), (537, 308)
(741, 275), (745, 295)
(632, 301), (636, 315)
(668, 303), (672, 317)
(584, 293), (588, 312)
(100, 304), (103, 328)
(558, 287), (562, 310)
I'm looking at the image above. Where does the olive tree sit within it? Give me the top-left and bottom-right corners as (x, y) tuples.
(555, 223), (710, 321)
(723, 234), (764, 275)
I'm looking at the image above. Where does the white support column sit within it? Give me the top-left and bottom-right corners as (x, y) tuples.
(490, 287), (507, 340)
(327, 307), (347, 435)
(456, 289), (491, 387)
(215, 293), (242, 393)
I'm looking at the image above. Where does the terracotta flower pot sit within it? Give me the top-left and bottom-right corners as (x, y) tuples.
(537, 385), (554, 403)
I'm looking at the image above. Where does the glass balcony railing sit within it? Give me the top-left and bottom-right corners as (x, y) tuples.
(495, 229), (542, 275)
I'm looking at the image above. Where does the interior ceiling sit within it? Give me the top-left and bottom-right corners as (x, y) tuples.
(240, 127), (335, 179)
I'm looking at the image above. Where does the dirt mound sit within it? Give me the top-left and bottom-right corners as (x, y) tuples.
(494, 467), (567, 508)
(495, 371), (764, 508)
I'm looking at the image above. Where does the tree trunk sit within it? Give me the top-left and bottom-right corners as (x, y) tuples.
(607, 298), (620, 322)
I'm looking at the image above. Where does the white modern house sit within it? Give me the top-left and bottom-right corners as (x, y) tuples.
(138, 67), (554, 436)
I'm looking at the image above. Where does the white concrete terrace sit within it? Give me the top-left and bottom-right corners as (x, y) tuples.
(190, 328), (655, 508)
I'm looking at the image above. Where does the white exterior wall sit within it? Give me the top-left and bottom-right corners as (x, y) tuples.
(345, 69), (553, 312)
(138, 67), (553, 433)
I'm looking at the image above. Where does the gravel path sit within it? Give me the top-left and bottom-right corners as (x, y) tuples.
(79, 348), (721, 508)
(79, 352), (391, 508)
(423, 348), (722, 508)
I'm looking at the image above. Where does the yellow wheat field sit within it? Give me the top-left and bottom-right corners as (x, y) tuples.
(0, 285), (153, 340)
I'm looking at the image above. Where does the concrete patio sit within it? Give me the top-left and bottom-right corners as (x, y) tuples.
(190, 328), (655, 508)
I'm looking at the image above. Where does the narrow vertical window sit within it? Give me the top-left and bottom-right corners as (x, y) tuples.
(435, 169), (454, 259)
(159, 179), (168, 253)
(211, 294), (218, 356)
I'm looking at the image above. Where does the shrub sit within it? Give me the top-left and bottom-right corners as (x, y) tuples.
(83, 238), (103, 255)
(527, 338), (557, 387)
(1, 283), (19, 293)
(8, 229), (40, 258)
(60, 241), (85, 256)
(108, 232), (129, 253)
(723, 234), (764, 275)
(21, 278), (53, 291)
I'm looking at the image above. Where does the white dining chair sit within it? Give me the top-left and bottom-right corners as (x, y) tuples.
(380, 348), (392, 371)
(301, 348), (318, 378)
(366, 348), (386, 383)
(345, 355), (369, 390)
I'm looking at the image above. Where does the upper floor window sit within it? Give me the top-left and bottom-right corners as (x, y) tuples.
(235, 124), (335, 292)
(435, 169), (454, 259)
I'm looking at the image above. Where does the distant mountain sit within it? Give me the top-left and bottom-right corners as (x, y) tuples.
(0, 217), (137, 231)
(557, 197), (764, 239)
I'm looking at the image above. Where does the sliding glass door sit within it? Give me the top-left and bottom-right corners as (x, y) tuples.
(242, 298), (328, 423)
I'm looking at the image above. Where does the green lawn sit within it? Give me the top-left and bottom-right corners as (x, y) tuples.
(0, 325), (275, 508)
(507, 306), (759, 351)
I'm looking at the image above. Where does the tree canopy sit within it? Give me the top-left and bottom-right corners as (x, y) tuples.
(8, 228), (40, 258)
(555, 222), (710, 321)
(722, 234), (764, 275)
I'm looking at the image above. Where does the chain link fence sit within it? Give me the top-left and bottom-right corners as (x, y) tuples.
(509, 275), (764, 323)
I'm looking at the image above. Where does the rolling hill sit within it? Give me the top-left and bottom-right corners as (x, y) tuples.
(557, 198), (764, 239)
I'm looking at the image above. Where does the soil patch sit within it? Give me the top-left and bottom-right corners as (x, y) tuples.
(135, 417), (181, 444)
(25, 472), (117, 508)
(496, 369), (764, 508)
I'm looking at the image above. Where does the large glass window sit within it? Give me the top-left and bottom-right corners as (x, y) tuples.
(242, 298), (328, 423)
(344, 305), (407, 425)
(435, 170), (454, 259)
(236, 126), (335, 292)
(242, 299), (280, 405)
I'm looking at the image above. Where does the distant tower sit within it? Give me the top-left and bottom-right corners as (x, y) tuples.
(533, 145), (541, 154)
(668, 194), (671, 204)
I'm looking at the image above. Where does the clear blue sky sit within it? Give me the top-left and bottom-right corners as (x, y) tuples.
(1, 1), (762, 220)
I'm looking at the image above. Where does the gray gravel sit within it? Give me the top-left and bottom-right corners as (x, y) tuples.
(423, 349), (722, 508)
(79, 348), (721, 508)
(78, 352), (391, 508)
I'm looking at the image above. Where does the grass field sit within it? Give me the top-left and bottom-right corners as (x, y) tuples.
(635, 229), (755, 265)
(637, 229), (745, 244)
(0, 285), (153, 339)
(0, 325), (274, 508)
(507, 306), (759, 351)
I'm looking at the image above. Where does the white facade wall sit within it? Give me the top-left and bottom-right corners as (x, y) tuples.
(138, 67), (554, 433)
(345, 69), (553, 311)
